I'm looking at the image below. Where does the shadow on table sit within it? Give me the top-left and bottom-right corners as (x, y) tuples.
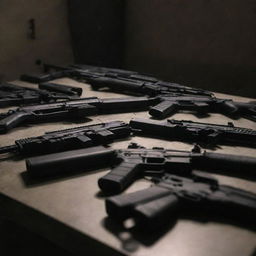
(102, 209), (256, 252)
(102, 216), (177, 253)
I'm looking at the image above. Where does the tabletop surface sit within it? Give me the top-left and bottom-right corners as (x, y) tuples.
(0, 78), (256, 256)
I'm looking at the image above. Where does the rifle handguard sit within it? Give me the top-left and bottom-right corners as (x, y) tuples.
(26, 146), (116, 177)
(194, 152), (256, 174)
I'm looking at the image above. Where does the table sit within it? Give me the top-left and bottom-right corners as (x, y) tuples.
(0, 78), (256, 256)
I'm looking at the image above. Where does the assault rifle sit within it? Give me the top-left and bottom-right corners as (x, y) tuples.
(130, 118), (256, 148)
(71, 64), (213, 97)
(0, 96), (156, 133)
(20, 65), (256, 121)
(68, 65), (256, 120)
(25, 143), (256, 189)
(149, 94), (256, 121)
(0, 121), (130, 156)
(20, 64), (213, 97)
(0, 82), (82, 107)
(106, 172), (256, 227)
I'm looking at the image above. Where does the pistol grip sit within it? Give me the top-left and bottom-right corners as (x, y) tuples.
(149, 101), (177, 119)
(106, 186), (172, 220)
(98, 161), (141, 194)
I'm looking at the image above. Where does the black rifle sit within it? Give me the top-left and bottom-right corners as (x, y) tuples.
(105, 172), (256, 227)
(130, 118), (256, 148)
(20, 65), (256, 121)
(57, 65), (256, 122)
(0, 96), (156, 133)
(71, 64), (213, 97)
(0, 82), (82, 107)
(20, 64), (213, 97)
(69, 65), (256, 121)
(25, 144), (256, 189)
(0, 121), (130, 156)
(149, 94), (256, 121)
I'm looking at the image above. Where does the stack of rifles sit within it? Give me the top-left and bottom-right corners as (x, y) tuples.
(1, 64), (256, 234)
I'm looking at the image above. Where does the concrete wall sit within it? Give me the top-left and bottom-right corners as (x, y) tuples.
(1, 0), (255, 96)
(0, 0), (73, 81)
(125, 0), (256, 97)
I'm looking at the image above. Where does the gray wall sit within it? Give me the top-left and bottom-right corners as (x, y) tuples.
(125, 0), (256, 97)
(1, 0), (255, 96)
(0, 0), (73, 81)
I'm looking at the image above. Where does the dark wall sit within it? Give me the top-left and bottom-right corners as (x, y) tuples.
(124, 0), (256, 97)
(68, 0), (125, 67)
(0, 0), (73, 81)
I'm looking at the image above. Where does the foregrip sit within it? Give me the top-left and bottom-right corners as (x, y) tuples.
(98, 161), (141, 193)
(0, 111), (30, 133)
(149, 100), (177, 119)
(26, 146), (116, 177)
